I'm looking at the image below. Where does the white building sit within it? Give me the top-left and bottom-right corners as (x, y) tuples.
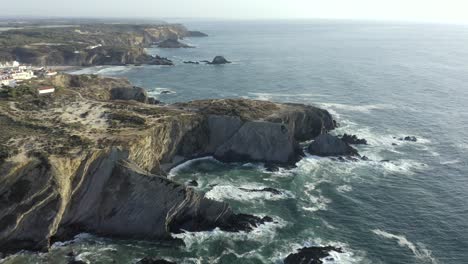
(0, 75), (16, 87)
(10, 69), (35, 81)
(37, 86), (55, 95)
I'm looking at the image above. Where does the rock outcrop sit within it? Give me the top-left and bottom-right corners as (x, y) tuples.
(308, 134), (358, 157)
(284, 246), (343, 264)
(340, 133), (367, 145)
(0, 75), (336, 254)
(157, 39), (193, 48)
(208, 56), (231, 64)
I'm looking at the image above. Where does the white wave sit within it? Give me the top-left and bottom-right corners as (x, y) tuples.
(319, 102), (395, 113)
(378, 159), (427, 175)
(51, 233), (96, 248)
(205, 184), (294, 202)
(153, 87), (177, 94)
(302, 191), (331, 212)
(172, 217), (287, 249)
(168, 156), (218, 178)
(440, 159), (461, 165)
(372, 229), (438, 264)
(248, 92), (327, 101)
(296, 152), (426, 181)
(336, 185), (353, 193)
(334, 103), (393, 114)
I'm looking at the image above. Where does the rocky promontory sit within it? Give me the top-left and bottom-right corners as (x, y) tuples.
(0, 23), (205, 66)
(0, 74), (335, 255)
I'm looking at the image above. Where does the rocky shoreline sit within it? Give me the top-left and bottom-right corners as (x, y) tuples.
(0, 74), (338, 259)
(0, 23), (204, 67)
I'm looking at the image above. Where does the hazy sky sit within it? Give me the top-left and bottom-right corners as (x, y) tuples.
(4, 0), (468, 24)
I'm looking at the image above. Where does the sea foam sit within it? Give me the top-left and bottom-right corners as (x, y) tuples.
(372, 229), (438, 264)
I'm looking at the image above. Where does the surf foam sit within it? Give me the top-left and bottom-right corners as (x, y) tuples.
(372, 229), (438, 264)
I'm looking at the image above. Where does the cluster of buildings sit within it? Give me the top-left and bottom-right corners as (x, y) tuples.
(0, 61), (57, 90)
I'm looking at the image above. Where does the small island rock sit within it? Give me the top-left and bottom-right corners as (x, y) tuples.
(208, 56), (231, 64)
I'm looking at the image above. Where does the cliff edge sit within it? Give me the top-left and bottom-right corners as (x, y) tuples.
(0, 74), (335, 254)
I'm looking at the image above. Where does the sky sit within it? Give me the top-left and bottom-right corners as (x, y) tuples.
(3, 0), (468, 24)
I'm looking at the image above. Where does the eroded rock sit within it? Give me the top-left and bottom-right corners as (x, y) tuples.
(308, 134), (358, 157)
(208, 56), (231, 64)
(284, 246), (343, 264)
(340, 133), (368, 145)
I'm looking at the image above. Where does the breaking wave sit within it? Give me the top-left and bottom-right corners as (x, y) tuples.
(205, 184), (294, 202)
(172, 217), (287, 249)
(319, 102), (395, 114)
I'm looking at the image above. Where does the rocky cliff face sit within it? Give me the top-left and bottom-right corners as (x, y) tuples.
(0, 75), (335, 254)
(0, 24), (194, 66)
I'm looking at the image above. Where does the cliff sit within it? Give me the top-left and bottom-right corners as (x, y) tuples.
(0, 74), (335, 254)
(0, 23), (198, 66)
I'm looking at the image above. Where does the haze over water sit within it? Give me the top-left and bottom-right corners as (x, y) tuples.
(8, 19), (468, 264)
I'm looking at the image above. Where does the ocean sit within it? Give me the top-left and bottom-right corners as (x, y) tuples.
(6, 19), (468, 263)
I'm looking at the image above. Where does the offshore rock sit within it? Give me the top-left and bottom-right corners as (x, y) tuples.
(208, 56), (231, 64)
(284, 246), (343, 264)
(308, 134), (358, 157)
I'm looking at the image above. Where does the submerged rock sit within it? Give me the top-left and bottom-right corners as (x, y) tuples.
(136, 257), (176, 264)
(187, 180), (199, 187)
(149, 55), (174, 65)
(340, 133), (368, 145)
(183, 61), (199, 64)
(217, 214), (274, 232)
(239, 187), (282, 195)
(208, 56), (231, 64)
(284, 246), (343, 264)
(400, 136), (417, 142)
(157, 39), (193, 48)
(308, 134), (358, 157)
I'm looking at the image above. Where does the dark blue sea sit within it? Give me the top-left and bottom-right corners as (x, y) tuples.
(7, 20), (468, 264)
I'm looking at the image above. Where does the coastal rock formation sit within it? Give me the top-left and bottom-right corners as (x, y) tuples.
(208, 56), (231, 64)
(214, 121), (301, 164)
(0, 23), (198, 66)
(0, 75), (335, 254)
(157, 39), (193, 48)
(340, 133), (368, 145)
(308, 134), (358, 157)
(284, 246), (343, 264)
